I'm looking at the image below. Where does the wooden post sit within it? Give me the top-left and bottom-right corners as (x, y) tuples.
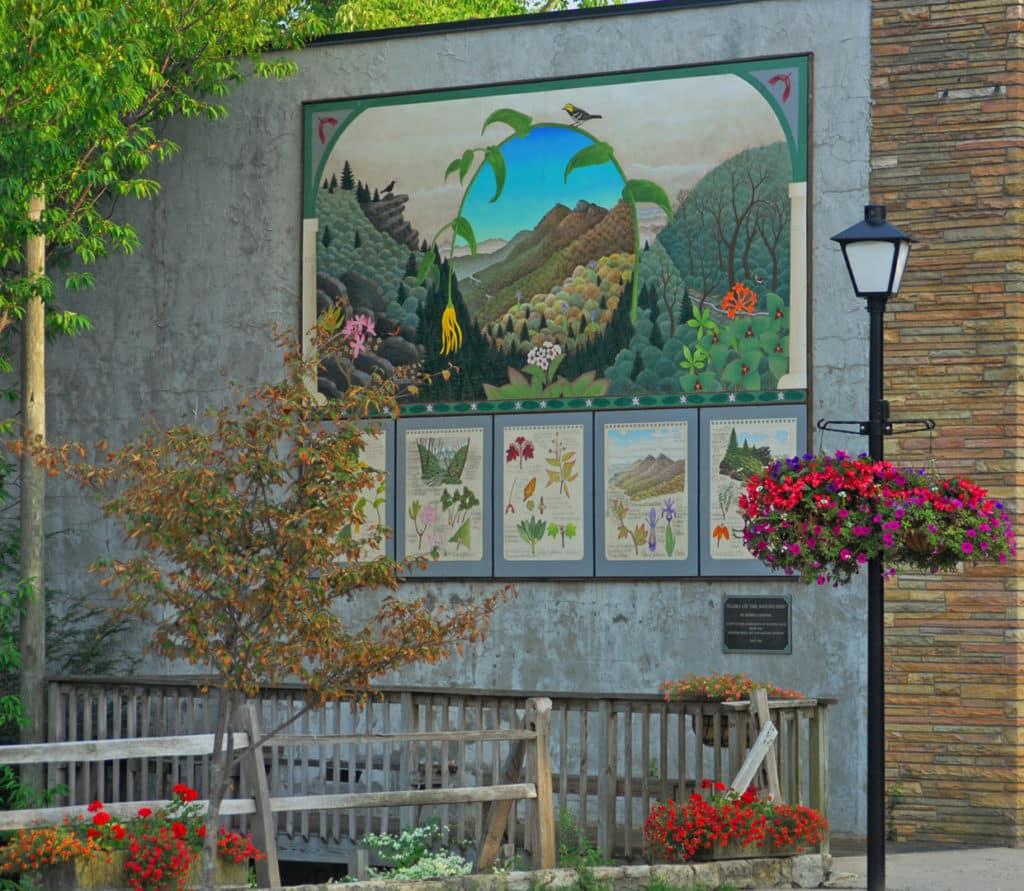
(751, 689), (782, 802)
(19, 193), (46, 792)
(236, 703), (281, 889)
(596, 698), (616, 859)
(475, 728), (526, 871)
(525, 698), (555, 869)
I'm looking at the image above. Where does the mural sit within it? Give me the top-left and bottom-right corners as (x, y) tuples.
(303, 58), (808, 414)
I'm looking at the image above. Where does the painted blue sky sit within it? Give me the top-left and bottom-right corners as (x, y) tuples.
(460, 126), (624, 242)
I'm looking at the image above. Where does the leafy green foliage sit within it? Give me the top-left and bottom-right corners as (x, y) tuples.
(318, 0), (621, 33)
(0, 0), (327, 319)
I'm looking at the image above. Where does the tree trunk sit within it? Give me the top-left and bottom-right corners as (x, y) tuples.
(19, 194), (46, 790)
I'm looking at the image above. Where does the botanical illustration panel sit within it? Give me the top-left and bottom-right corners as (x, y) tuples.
(396, 417), (492, 577)
(347, 422), (395, 561)
(494, 413), (593, 576)
(595, 410), (698, 577)
(700, 405), (807, 577)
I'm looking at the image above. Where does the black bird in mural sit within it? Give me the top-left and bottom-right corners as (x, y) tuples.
(382, 180), (396, 194)
(563, 103), (602, 127)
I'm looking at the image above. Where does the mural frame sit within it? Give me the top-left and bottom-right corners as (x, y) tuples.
(302, 54), (810, 416)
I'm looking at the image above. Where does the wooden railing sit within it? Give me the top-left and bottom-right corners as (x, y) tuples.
(2, 698), (556, 887)
(41, 678), (832, 864)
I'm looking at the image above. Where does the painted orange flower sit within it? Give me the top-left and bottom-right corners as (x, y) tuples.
(721, 282), (757, 319)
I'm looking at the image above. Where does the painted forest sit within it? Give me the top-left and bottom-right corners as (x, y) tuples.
(314, 140), (793, 408)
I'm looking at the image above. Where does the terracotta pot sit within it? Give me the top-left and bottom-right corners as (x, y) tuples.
(37, 850), (249, 890)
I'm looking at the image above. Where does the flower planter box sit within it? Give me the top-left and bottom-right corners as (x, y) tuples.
(38, 851), (249, 890)
(690, 838), (818, 861)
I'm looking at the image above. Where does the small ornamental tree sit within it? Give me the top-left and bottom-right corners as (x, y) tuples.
(23, 312), (510, 890)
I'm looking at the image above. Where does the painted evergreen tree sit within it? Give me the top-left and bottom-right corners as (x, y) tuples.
(340, 159), (355, 190)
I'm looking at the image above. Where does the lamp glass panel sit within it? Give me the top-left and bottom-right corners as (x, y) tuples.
(843, 240), (897, 295)
(890, 240), (911, 295)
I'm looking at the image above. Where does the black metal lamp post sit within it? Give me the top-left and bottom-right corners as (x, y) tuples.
(830, 204), (914, 891)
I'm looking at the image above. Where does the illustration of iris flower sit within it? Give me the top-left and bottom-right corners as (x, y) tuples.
(440, 303), (462, 355)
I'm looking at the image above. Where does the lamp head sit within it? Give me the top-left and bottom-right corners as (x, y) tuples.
(831, 204), (915, 298)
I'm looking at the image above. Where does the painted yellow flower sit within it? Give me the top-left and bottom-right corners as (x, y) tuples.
(440, 304), (462, 355)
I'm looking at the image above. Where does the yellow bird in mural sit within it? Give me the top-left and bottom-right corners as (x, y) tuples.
(563, 103), (602, 127)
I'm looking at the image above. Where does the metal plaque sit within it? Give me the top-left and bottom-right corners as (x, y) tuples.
(722, 595), (791, 654)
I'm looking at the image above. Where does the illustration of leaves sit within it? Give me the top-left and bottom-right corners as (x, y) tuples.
(546, 523), (558, 539)
(416, 441), (445, 486)
(414, 249), (436, 286)
(457, 149), (475, 182)
(444, 156), (463, 180)
(564, 523), (576, 539)
(484, 146), (506, 203)
(450, 216), (477, 255)
(444, 441), (470, 485)
(482, 108), (533, 138)
(449, 520), (472, 550)
(523, 478), (537, 499)
(665, 523), (676, 557)
(564, 141), (615, 182)
(546, 469), (561, 487)
(621, 178), (674, 219)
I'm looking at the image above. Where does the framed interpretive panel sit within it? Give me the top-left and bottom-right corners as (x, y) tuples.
(346, 420), (396, 561)
(699, 404), (807, 577)
(396, 416), (493, 577)
(493, 413), (593, 577)
(594, 409), (698, 577)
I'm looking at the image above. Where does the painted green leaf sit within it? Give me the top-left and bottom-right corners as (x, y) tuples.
(450, 216), (477, 255)
(458, 149), (475, 183)
(415, 249), (435, 286)
(546, 523), (558, 539)
(621, 179), (673, 219)
(444, 157), (462, 181)
(564, 523), (577, 539)
(766, 292), (786, 315)
(482, 108), (533, 138)
(665, 523), (676, 557)
(547, 353), (565, 380)
(768, 353), (789, 380)
(564, 141), (615, 182)
(449, 520), (471, 550)
(484, 146), (506, 203)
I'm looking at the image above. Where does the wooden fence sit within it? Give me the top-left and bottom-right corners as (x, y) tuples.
(39, 678), (833, 864)
(0, 698), (556, 888)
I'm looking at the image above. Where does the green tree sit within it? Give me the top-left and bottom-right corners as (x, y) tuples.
(0, 0), (328, 773)
(314, 0), (620, 32)
(340, 159), (356, 190)
(28, 316), (509, 890)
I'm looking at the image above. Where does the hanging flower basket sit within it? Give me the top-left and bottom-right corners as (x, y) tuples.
(737, 451), (1016, 586)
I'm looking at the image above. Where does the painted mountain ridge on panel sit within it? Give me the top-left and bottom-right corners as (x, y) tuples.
(459, 199), (634, 322)
(610, 453), (686, 499)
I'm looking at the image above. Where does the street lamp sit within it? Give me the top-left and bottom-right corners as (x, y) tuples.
(831, 204), (915, 891)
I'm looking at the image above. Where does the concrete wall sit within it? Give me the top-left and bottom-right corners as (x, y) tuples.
(42, 0), (874, 836)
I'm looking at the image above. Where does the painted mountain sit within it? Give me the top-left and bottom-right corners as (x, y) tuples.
(610, 453), (686, 499)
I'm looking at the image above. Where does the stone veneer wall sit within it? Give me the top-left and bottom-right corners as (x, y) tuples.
(870, 1), (1024, 844)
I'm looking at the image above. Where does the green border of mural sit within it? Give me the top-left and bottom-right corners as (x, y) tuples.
(303, 54), (809, 413)
(303, 55), (809, 217)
